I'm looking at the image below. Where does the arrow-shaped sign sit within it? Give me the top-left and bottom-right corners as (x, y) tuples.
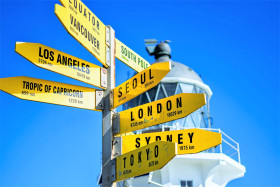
(0, 76), (102, 110)
(115, 39), (150, 72)
(55, 4), (107, 67)
(113, 93), (206, 135)
(111, 61), (171, 109)
(121, 129), (222, 155)
(115, 141), (176, 182)
(15, 42), (107, 89)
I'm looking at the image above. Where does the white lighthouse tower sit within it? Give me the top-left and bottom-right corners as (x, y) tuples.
(116, 40), (246, 187)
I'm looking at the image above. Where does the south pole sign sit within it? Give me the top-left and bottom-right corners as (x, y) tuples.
(111, 61), (171, 109)
(113, 93), (206, 135)
(115, 39), (150, 72)
(0, 76), (101, 111)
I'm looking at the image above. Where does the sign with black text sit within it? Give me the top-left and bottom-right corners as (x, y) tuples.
(114, 93), (206, 135)
(111, 62), (171, 109)
(55, 4), (107, 67)
(0, 76), (101, 110)
(121, 129), (222, 154)
(115, 141), (176, 182)
(15, 42), (107, 89)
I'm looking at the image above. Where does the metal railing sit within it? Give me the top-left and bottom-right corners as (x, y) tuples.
(137, 127), (241, 164)
(200, 128), (241, 163)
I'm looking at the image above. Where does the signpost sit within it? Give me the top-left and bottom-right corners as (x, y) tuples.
(15, 42), (107, 89)
(111, 61), (171, 109)
(113, 93), (206, 135)
(0, 76), (102, 111)
(101, 26), (116, 187)
(55, 4), (107, 67)
(0, 1), (223, 186)
(115, 141), (176, 182)
(120, 129), (222, 155)
(115, 39), (150, 72)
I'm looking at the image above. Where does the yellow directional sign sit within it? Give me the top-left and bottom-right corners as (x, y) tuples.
(115, 39), (150, 72)
(115, 141), (176, 182)
(114, 93), (206, 135)
(15, 42), (107, 89)
(121, 129), (222, 155)
(55, 4), (107, 67)
(0, 76), (101, 111)
(112, 62), (171, 109)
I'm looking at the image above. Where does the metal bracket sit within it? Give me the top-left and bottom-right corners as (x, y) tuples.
(100, 67), (107, 89)
(112, 113), (120, 135)
(111, 108), (117, 114)
(95, 90), (104, 110)
(103, 159), (116, 183)
(106, 46), (110, 66)
(106, 26), (110, 47)
(109, 90), (114, 109)
(112, 136), (122, 158)
(113, 113), (120, 134)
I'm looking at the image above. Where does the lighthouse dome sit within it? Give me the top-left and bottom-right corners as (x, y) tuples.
(149, 41), (203, 83)
(165, 61), (203, 82)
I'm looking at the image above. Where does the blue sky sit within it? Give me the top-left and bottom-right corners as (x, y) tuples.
(0, 0), (279, 186)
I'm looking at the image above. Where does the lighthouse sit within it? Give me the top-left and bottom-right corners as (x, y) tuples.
(116, 40), (246, 187)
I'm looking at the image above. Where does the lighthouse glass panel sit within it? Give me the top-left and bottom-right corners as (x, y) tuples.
(162, 83), (176, 96)
(123, 82), (211, 134)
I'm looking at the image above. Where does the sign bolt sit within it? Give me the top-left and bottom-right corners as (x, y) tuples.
(113, 140), (119, 145)
(106, 176), (110, 182)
